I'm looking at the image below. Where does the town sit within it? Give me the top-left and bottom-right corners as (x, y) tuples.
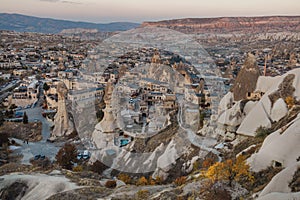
(0, 25), (300, 199)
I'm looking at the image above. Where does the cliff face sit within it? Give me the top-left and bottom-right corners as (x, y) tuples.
(141, 16), (300, 34)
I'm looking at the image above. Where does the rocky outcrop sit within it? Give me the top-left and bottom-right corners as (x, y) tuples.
(0, 173), (80, 200)
(217, 67), (300, 138)
(98, 81), (118, 133)
(141, 16), (300, 34)
(232, 53), (260, 101)
(257, 162), (300, 200)
(248, 112), (300, 171)
(50, 82), (75, 140)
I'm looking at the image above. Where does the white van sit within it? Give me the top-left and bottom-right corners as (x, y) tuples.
(83, 150), (90, 159)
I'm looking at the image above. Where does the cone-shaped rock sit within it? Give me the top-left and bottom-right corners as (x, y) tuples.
(232, 53), (260, 101)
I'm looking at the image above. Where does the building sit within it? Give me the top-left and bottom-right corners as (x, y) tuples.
(11, 79), (39, 107)
(58, 70), (74, 79)
(13, 69), (27, 77)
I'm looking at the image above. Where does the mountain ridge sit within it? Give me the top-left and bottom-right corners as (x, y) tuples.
(0, 13), (140, 33)
(141, 16), (300, 34)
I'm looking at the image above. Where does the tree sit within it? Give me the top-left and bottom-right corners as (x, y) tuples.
(55, 143), (77, 170)
(206, 161), (224, 184)
(23, 112), (28, 124)
(206, 155), (254, 187)
(43, 82), (50, 93)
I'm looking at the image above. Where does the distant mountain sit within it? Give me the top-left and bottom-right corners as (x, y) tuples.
(142, 16), (300, 34)
(0, 13), (140, 33)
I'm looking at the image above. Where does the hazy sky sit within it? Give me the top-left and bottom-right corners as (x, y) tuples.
(1, 0), (299, 23)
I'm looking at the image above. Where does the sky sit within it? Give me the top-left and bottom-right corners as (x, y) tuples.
(0, 0), (300, 23)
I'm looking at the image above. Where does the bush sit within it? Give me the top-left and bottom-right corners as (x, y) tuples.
(174, 176), (187, 186)
(136, 190), (150, 199)
(105, 180), (117, 188)
(155, 176), (163, 185)
(285, 96), (295, 108)
(30, 157), (51, 168)
(255, 126), (272, 138)
(89, 160), (109, 174)
(73, 165), (83, 172)
(117, 173), (131, 184)
(193, 160), (201, 171)
(148, 176), (156, 185)
(136, 176), (148, 186)
(202, 158), (214, 169)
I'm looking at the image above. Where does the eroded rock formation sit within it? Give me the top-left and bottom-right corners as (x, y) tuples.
(232, 53), (260, 101)
(50, 82), (75, 140)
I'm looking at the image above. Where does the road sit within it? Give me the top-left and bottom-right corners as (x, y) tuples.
(0, 80), (20, 102)
(12, 95), (62, 165)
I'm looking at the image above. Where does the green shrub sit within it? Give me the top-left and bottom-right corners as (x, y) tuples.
(255, 126), (272, 138)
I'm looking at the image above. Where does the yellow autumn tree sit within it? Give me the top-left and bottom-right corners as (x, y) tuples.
(206, 155), (254, 186)
(206, 161), (225, 183)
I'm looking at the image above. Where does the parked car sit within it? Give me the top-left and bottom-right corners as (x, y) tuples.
(14, 107), (22, 111)
(83, 150), (90, 159)
(34, 155), (41, 160)
(77, 152), (83, 160)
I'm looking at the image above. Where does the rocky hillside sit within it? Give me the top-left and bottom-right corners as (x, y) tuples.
(141, 16), (300, 34)
(217, 67), (300, 199)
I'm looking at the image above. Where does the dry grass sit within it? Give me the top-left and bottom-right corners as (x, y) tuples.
(0, 122), (42, 142)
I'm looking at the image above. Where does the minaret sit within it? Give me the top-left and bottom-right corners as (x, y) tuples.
(264, 54), (267, 76)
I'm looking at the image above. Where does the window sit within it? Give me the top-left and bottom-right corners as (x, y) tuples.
(273, 160), (282, 168)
